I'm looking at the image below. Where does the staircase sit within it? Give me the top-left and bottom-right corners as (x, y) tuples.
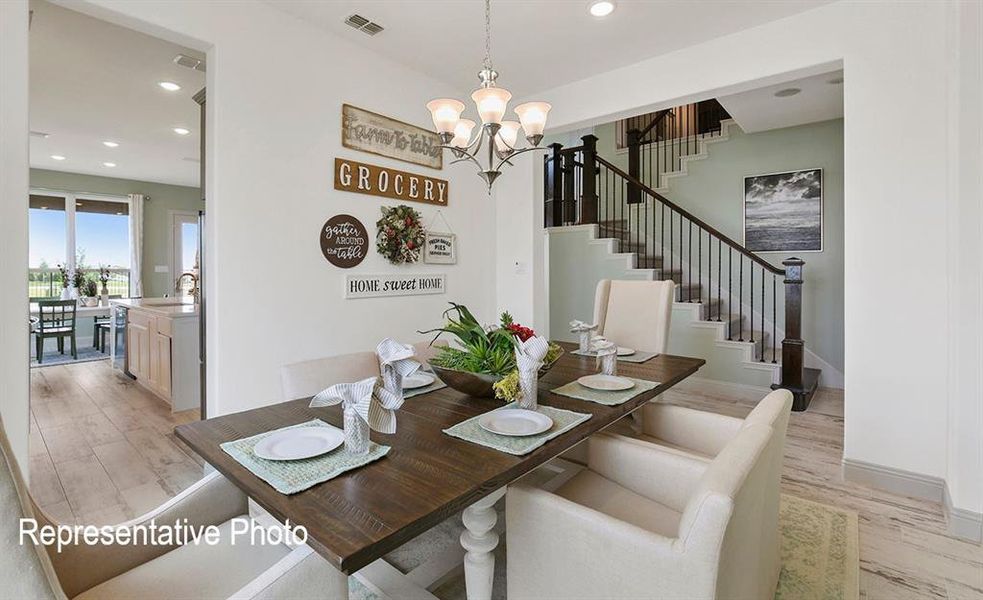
(544, 103), (820, 410)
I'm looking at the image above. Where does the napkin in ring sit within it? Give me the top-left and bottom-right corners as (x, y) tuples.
(310, 377), (405, 454)
(570, 320), (598, 353)
(590, 336), (618, 376)
(376, 338), (421, 400)
(515, 336), (550, 410)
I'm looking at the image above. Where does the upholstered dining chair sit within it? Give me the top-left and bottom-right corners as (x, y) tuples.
(35, 299), (78, 363)
(507, 418), (784, 600)
(592, 279), (675, 354)
(279, 340), (446, 401)
(1, 427), (347, 599)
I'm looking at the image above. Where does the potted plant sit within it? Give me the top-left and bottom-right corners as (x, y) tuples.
(420, 303), (563, 398)
(82, 278), (99, 306)
(72, 268), (88, 301)
(56, 264), (71, 300)
(98, 267), (111, 305)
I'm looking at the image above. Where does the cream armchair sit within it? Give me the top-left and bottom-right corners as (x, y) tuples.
(26, 471), (348, 600)
(508, 422), (781, 600)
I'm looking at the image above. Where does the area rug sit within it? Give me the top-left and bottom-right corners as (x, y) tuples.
(776, 494), (860, 600)
(30, 347), (109, 368)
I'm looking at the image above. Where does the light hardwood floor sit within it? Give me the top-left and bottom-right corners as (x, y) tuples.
(657, 381), (983, 600)
(29, 358), (204, 526)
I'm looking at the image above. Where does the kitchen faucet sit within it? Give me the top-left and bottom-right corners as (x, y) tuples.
(175, 271), (200, 303)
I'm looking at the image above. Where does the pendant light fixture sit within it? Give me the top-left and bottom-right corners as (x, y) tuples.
(426, 0), (551, 190)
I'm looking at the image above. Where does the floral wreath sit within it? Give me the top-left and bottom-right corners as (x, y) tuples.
(376, 204), (425, 265)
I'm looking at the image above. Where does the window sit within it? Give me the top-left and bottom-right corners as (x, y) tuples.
(28, 190), (131, 299)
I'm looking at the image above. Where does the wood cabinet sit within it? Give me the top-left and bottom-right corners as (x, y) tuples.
(122, 304), (199, 412)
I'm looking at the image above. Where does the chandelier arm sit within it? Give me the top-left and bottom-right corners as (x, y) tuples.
(440, 145), (485, 171)
(493, 146), (546, 172)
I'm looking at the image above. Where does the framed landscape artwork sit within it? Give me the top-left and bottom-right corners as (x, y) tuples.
(743, 168), (823, 252)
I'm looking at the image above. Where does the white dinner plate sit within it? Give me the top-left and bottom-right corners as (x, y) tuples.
(478, 409), (554, 437)
(617, 347), (636, 356)
(402, 372), (436, 390)
(253, 427), (345, 461)
(577, 374), (636, 392)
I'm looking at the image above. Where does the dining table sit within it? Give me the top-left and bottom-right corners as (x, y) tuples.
(175, 341), (704, 600)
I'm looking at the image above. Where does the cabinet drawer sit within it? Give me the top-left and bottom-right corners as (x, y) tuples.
(129, 310), (153, 330)
(156, 317), (173, 337)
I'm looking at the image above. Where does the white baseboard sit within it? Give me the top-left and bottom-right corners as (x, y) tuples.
(842, 458), (944, 503)
(944, 482), (983, 543)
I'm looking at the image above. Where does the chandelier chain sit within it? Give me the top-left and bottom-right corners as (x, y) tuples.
(483, 0), (493, 72)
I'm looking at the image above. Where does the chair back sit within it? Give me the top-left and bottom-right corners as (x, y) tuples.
(676, 423), (774, 600)
(592, 279), (674, 353)
(37, 300), (77, 333)
(280, 341), (445, 401)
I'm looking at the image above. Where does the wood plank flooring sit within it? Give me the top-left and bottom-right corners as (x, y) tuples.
(657, 381), (983, 600)
(28, 359), (204, 526)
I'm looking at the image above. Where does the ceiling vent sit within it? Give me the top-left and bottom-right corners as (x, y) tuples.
(173, 54), (206, 72)
(345, 14), (384, 36)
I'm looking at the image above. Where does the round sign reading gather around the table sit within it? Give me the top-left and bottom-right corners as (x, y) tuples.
(320, 214), (369, 268)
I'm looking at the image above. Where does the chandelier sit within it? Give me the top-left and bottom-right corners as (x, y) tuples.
(426, 0), (551, 190)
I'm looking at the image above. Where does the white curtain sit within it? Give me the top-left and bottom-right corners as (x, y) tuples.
(128, 193), (144, 298)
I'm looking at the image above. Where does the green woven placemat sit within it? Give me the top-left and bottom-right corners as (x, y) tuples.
(551, 377), (659, 406)
(221, 419), (389, 495)
(571, 349), (659, 363)
(443, 403), (591, 456)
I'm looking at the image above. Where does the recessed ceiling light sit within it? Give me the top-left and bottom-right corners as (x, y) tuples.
(50, 154), (66, 161)
(102, 141), (119, 148)
(103, 162), (117, 168)
(827, 76), (844, 85)
(774, 87), (801, 98)
(173, 127), (191, 136)
(589, 0), (615, 17)
(158, 81), (181, 92)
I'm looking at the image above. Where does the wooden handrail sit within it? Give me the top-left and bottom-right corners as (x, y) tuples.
(594, 154), (784, 275)
(634, 109), (672, 140)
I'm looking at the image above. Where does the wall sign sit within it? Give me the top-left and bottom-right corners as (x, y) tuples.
(334, 157), (448, 206)
(423, 232), (457, 264)
(345, 273), (446, 299)
(320, 214), (369, 268)
(342, 104), (443, 170)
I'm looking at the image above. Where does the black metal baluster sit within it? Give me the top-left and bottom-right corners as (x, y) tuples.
(688, 220), (693, 301)
(697, 226), (702, 303)
(716, 239), (722, 321)
(739, 257), (744, 341)
(750, 261), (755, 345)
(760, 264), (766, 362)
(728, 247), (733, 339)
(669, 210), (673, 287)
(772, 274), (777, 363)
(661, 203), (665, 277)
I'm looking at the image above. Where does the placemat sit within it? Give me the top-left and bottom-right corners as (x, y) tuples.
(551, 377), (660, 406)
(571, 349), (659, 363)
(443, 403), (591, 456)
(403, 371), (447, 399)
(221, 419), (389, 495)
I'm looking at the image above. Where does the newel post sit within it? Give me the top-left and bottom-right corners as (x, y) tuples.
(775, 257), (807, 408)
(545, 143), (564, 227)
(627, 128), (642, 204)
(580, 134), (598, 224)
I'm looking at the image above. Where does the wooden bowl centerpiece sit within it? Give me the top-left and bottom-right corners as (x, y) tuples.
(421, 303), (563, 399)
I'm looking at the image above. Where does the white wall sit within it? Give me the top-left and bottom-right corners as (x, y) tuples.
(0, 0), (31, 474)
(1, 0), (496, 437)
(502, 0), (980, 515)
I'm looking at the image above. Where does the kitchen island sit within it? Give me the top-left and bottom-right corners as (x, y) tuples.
(112, 298), (199, 412)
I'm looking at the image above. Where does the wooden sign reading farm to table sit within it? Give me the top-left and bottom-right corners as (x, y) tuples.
(334, 157), (449, 206)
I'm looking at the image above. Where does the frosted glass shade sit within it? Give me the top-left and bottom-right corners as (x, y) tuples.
(495, 121), (521, 152)
(471, 86), (512, 125)
(514, 102), (551, 137)
(452, 119), (476, 148)
(426, 98), (465, 134)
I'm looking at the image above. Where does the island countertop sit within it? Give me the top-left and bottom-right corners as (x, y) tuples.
(111, 297), (199, 318)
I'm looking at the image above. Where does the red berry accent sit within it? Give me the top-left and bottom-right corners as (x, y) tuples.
(406, 241), (415, 250)
(507, 322), (536, 342)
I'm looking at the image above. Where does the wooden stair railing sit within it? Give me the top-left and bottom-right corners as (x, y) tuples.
(544, 133), (818, 410)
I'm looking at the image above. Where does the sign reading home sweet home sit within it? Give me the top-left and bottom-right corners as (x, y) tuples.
(334, 157), (448, 206)
(345, 273), (446, 299)
(342, 104), (443, 170)
(320, 214), (369, 268)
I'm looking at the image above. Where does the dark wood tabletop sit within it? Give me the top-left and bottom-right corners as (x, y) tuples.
(175, 342), (703, 574)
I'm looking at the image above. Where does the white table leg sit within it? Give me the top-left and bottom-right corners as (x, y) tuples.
(460, 487), (505, 600)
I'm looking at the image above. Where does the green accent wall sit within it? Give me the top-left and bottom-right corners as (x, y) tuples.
(30, 169), (203, 298)
(591, 119), (844, 373)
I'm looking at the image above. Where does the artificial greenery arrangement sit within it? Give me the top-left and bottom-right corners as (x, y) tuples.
(82, 277), (99, 298)
(376, 204), (425, 265)
(421, 303), (562, 401)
